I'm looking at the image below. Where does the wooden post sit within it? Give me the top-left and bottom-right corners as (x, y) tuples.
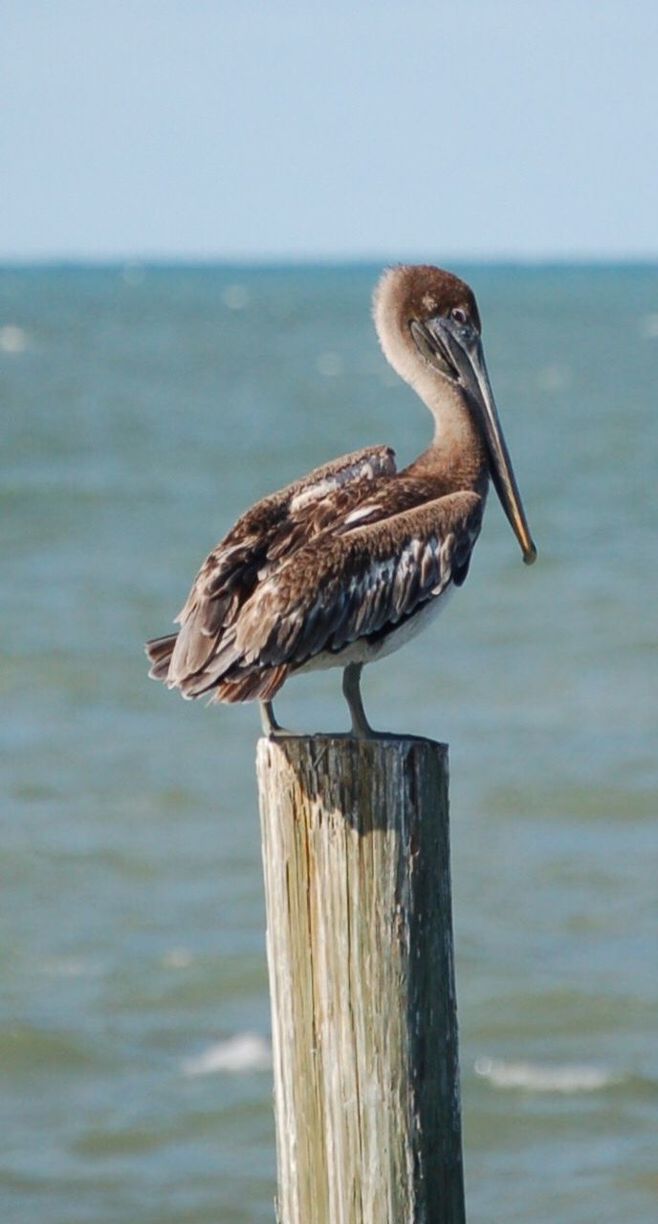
(257, 734), (465, 1224)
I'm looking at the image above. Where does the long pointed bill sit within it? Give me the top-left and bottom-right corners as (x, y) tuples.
(426, 317), (537, 564)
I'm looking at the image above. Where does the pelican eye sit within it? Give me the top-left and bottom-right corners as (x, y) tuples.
(450, 307), (468, 325)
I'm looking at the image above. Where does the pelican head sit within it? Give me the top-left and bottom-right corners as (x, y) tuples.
(374, 264), (537, 565)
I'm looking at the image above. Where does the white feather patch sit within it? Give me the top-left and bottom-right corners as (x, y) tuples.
(343, 503), (381, 525)
(289, 477), (339, 513)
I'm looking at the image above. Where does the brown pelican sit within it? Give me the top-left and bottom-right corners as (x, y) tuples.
(146, 264), (536, 736)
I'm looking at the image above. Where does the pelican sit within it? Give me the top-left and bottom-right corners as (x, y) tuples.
(146, 264), (536, 736)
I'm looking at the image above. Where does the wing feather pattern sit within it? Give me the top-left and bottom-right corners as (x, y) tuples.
(146, 445), (397, 693)
(231, 492), (481, 682)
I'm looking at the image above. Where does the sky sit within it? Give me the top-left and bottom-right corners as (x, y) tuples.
(2, 0), (658, 262)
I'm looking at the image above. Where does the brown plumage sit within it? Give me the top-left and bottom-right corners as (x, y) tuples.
(146, 265), (536, 736)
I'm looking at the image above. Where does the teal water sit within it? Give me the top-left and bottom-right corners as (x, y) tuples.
(1, 263), (657, 1223)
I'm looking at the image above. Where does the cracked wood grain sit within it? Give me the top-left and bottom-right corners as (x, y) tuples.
(257, 735), (465, 1224)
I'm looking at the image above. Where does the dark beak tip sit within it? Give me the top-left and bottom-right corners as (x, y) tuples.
(523, 542), (538, 566)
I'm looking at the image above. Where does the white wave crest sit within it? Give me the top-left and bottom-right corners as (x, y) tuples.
(474, 1056), (620, 1093)
(183, 1032), (272, 1076)
(222, 284), (249, 311)
(0, 325), (28, 353)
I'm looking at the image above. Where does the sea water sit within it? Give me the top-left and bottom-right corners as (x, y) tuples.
(1, 263), (657, 1222)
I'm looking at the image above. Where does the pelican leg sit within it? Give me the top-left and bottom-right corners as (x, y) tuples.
(342, 663), (374, 738)
(259, 699), (292, 739)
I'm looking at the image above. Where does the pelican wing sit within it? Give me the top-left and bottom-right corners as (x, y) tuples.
(151, 445), (396, 686)
(212, 490), (483, 695)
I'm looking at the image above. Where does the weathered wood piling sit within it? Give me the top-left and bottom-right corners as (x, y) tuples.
(257, 734), (465, 1224)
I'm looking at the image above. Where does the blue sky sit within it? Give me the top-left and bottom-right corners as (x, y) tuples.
(2, 1), (657, 261)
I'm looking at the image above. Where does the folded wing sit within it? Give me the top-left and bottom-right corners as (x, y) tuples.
(174, 490), (483, 702)
(146, 445), (396, 689)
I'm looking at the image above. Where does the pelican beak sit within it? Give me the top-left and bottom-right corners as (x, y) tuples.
(422, 316), (537, 565)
